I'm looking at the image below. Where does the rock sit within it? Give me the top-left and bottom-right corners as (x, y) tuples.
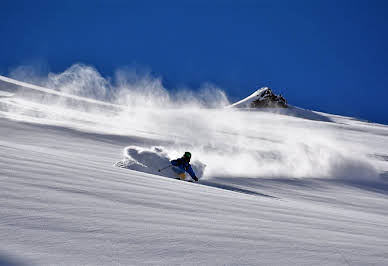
(250, 88), (287, 108)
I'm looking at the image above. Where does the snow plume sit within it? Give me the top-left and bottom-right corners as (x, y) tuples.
(8, 63), (228, 108)
(44, 64), (111, 101)
(115, 146), (206, 181)
(113, 108), (379, 181)
(0, 63), (381, 181)
(113, 68), (228, 108)
(167, 110), (379, 181)
(8, 63), (49, 86)
(113, 67), (171, 108)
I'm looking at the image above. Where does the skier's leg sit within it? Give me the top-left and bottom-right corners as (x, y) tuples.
(172, 166), (186, 180)
(178, 172), (186, 180)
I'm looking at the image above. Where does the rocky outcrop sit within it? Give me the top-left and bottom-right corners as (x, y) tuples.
(250, 88), (287, 108)
(229, 87), (287, 109)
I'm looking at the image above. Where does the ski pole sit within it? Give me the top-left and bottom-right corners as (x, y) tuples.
(158, 165), (172, 172)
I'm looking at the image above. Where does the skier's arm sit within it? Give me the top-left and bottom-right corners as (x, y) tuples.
(186, 165), (198, 181)
(170, 159), (179, 166)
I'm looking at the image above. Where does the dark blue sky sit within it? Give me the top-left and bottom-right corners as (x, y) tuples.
(1, 0), (387, 123)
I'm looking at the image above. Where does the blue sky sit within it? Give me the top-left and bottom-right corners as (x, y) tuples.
(1, 0), (387, 123)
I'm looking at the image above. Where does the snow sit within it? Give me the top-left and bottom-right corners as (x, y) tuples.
(0, 74), (119, 108)
(1, 73), (388, 265)
(227, 87), (333, 122)
(227, 87), (271, 108)
(115, 146), (206, 181)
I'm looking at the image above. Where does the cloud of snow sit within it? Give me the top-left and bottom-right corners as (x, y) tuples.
(2, 63), (380, 182)
(8, 63), (229, 109)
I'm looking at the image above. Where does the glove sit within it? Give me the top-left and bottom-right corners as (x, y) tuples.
(192, 176), (198, 182)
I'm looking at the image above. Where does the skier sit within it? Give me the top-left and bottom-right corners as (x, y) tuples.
(170, 152), (198, 182)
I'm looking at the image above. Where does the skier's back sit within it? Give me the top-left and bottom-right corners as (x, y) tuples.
(170, 152), (198, 181)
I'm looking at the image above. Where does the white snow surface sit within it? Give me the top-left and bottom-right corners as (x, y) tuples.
(1, 72), (388, 265)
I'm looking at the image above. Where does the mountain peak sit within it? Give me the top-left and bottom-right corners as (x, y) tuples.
(229, 87), (287, 108)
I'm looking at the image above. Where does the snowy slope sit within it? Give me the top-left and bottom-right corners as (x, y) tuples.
(1, 75), (388, 265)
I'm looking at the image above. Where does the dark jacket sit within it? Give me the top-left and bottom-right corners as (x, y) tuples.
(171, 158), (197, 180)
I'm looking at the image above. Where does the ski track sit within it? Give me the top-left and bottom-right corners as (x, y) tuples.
(1, 77), (388, 265)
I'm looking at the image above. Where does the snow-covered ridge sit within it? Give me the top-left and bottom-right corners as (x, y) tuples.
(227, 87), (332, 122)
(0, 74), (121, 108)
(228, 87), (287, 108)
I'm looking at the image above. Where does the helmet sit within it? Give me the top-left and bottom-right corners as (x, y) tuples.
(183, 152), (191, 160)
